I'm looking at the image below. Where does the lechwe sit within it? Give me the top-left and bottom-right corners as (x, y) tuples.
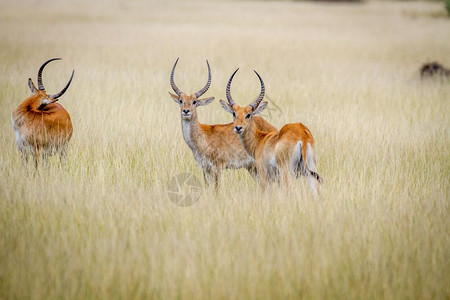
(220, 69), (322, 194)
(11, 58), (74, 168)
(168, 58), (276, 188)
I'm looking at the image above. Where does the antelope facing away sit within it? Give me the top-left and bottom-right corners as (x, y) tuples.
(220, 69), (322, 194)
(11, 58), (74, 168)
(168, 58), (277, 188)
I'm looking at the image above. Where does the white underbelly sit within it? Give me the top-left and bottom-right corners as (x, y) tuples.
(225, 156), (254, 169)
(191, 148), (254, 171)
(192, 150), (214, 170)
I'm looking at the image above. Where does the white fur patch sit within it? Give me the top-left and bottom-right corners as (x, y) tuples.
(181, 120), (196, 151)
(42, 99), (51, 105)
(264, 155), (279, 180)
(306, 143), (317, 172)
(290, 142), (303, 174)
(268, 156), (278, 169)
(11, 114), (30, 153)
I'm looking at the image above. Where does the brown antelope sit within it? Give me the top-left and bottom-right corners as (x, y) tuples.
(420, 62), (450, 78)
(168, 58), (277, 188)
(11, 58), (74, 168)
(220, 69), (322, 194)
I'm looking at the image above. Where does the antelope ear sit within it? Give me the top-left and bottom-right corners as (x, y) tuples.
(196, 97), (215, 106)
(28, 78), (37, 93)
(252, 101), (268, 115)
(168, 92), (180, 103)
(220, 100), (233, 114)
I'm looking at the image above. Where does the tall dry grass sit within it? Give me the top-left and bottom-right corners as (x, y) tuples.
(0, 0), (449, 299)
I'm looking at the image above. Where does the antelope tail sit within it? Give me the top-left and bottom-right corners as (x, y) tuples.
(300, 142), (322, 183)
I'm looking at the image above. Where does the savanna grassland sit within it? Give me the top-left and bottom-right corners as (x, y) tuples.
(0, 0), (449, 299)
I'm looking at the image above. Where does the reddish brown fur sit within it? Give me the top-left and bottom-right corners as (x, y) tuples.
(225, 102), (320, 193)
(170, 92), (276, 188)
(233, 105), (314, 166)
(197, 116), (277, 167)
(12, 84), (72, 166)
(220, 68), (320, 193)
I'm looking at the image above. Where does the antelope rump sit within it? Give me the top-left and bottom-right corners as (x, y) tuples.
(11, 58), (74, 167)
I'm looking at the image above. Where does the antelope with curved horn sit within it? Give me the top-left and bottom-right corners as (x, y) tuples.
(168, 58), (277, 188)
(11, 58), (74, 167)
(220, 69), (322, 194)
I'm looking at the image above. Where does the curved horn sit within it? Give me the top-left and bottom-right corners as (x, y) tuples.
(249, 70), (265, 110)
(37, 58), (61, 91)
(194, 60), (211, 99)
(49, 70), (75, 99)
(226, 68), (239, 107)
(170, 58), (183, 96)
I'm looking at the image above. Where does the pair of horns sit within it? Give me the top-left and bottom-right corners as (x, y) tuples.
(226, 69), (265, 110)
(37, 58), (74, 99)
(170, 58), (211, 99)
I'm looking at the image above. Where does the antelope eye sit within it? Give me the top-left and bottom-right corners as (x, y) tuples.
(245, 114), (251, 119)
(232, 112), (236, 118)
(192, 101), (197, 105)
(178, 99), (182, 104)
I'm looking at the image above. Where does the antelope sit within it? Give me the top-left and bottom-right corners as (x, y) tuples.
(220, 69), (322, 194)
(420, 62), (450, 78)
(168, 58), (277, 188)
(11, 58), (74, 168)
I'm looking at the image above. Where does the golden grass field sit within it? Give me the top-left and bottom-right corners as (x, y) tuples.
(0, 0), (449, 298)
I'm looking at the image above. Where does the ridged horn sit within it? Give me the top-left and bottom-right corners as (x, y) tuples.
(170, 58), (183, 96)
(37, 58), (61, 91)
(49, 69), (75, 99)
(194, 60), (211, 99)
(226, 68), (239, 107)
(249, 70), (265, 110)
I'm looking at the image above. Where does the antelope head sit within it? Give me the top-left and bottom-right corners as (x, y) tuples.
(220, 69), (268, 134)
(169, 58), (215, 120)
(27, 58), (74, 110)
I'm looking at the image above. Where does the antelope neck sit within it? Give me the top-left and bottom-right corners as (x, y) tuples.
(181, 113), (204, 152)
(238, 122), (263, 158)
